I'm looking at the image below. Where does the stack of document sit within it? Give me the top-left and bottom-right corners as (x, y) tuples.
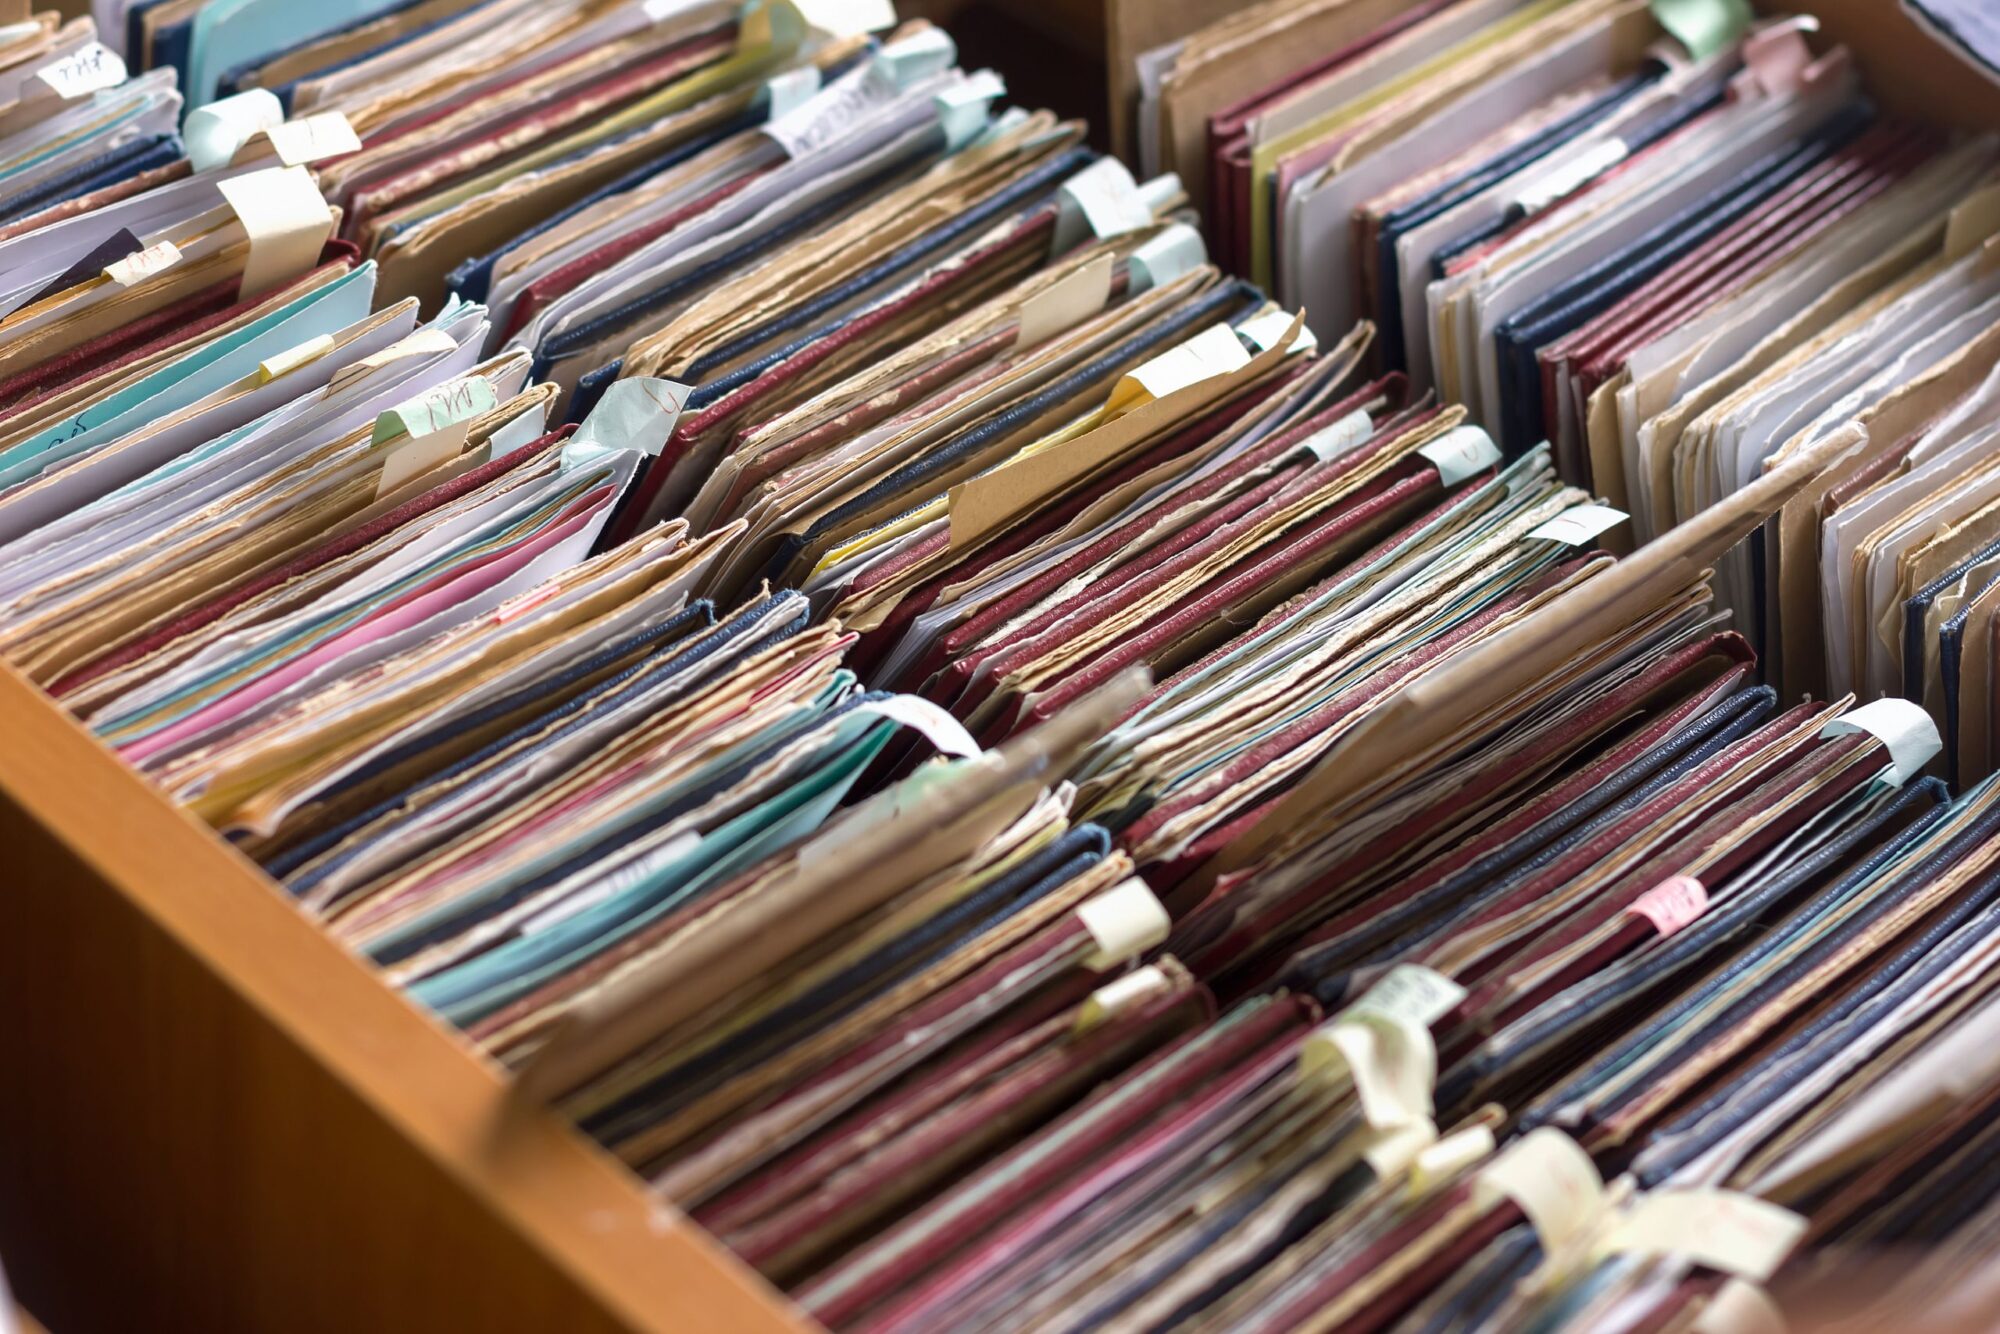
(562, 535), (2000, 1330)
(1133, 0), (2000, 785)
(0, 4), (1247, 1105)
(0, 12), (179, 231)
(864, 346), (1621, 885)
(588, 497), (2000, 1332)
(5, 0), (2000, 1328)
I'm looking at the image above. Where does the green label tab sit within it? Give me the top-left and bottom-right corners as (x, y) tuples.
(1651, 0), (1753, 61)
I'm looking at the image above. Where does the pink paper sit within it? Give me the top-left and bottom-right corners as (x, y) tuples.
(1627, 875), (1709, 937)
(121, 503), (601, 764)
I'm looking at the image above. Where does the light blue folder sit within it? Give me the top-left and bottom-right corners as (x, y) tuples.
(188, 0), (416, 105)
(415, 711), (900, 1026)
(0, 262), (378, 492)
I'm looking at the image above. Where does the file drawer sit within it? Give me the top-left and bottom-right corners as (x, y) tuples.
(0, 663), (804, 1332)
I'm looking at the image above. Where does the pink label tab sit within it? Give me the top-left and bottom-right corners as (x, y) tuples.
(1628, 875), (1708, 937)
(1742, 22), (1812, 95)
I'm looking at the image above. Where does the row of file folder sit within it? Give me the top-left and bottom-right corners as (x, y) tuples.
(1134, 0), (2000, 796)
(4, 0), (2000, 1327)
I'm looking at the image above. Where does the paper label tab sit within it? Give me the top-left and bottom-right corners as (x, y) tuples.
(1530, 503), (1629, 546)
(1474, 1127), (1605, 1252)
(934, 69), (1003, 151)
(1074, 964), (1171, 1032)
(1410, 1124), (1496, 1194)
(1356, 1117), (1437, 1178)
(374, 378), (498, 445)
(1054, 158), (1153, 253)
(1650, 0), (1753, 61)
(1694, 1278), (1788, 1334)
(765, 65), (821, 119)
(216, 165), (335, 297)
(1946, 182), (2000, 264)
(1128, 222), (1207, 292)
(857, 694), (980, 758)
(1108, 322), (1250, 416)
(573, 376), (690, 459)
(1416, 426), (1501, 486)
(1018, 254), (1113, 347)
(1627, 875), (1708, 936)
(257, 334), (334, 383)
(1137, 171), (1185, 215)
(1298, 409), (1373, 464)
(877, 27), (955, 88)
(185, 88), (283, 171)
(32, 42), (125, 100)
(1076, 879), (1170, 970)
(1820, 698), (1941, 786)
(766, 63), (898, 159)
(374, 378), (498, 496)
(103, 239), (181, 286)
(1741, 19), (1816, 96)
(1343, 963), (1467, 1030)
(791, 0), (897, 38)
(1596, 1188), (1806, 1282)
(327, 327), (458, 394)
(1514, 139), (1625, 214)
(1302, 964), (1466, 1129)
(1239, 307), (1315, 357)
(263, 112), (361, 167)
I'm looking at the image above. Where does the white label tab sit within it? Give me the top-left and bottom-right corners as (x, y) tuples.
(877, 27), (955, 88)
(765, 65), (822, 119)
(790, 0), (897, 38)
(1530, 503), (1628, 546)
(1473, 1127), (1605, 1252)
(1819, 698), (1941, 786)
(1018, 254), (1113, 347)
(185, 88), (283, 172)
(262, 112), (361, 167)
(1076, 879), (1170, 970)
(1416, 425), (1501, 486)
(1054, 158), (1153, 253)
(327, 327), (458, 394)
(1109, 322), (1250, 415)
(103, 239), (181, 286)
(1356, 1117), (1437, 1178)
(1693, 1278), (1788, 1334)
(857, 694), (980, 758)
(1074, 965), (1172, 1032)
(216, 165), (334, 296)
(1239, 307), (1314, 356)
(1343, 963), (1467, 1030)
(1298, 409), (1373, 464)
(765, 63), (898, 159)
(934, 69), (1003, 150)
(32, 42), (125, 100)
(1128, 222), (1207, 292)
(1595, 1188), (1806, 1282)
(1137, 171), (1185, 215)
(1410, 1124), (1496, 1194)
(1514, 138), (1625, 214)
(1302, 965), (1466, 1129)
